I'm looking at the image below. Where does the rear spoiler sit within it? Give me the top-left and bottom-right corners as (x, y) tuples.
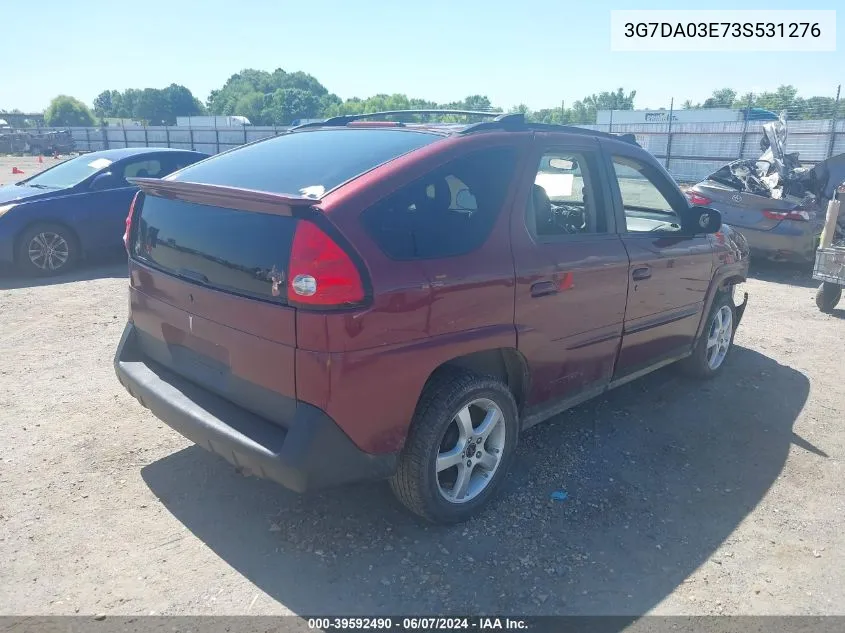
(128, 177), (320, 217)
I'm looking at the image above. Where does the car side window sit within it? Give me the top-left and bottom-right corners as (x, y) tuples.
(121, 159), (164, 181)
(611, 156), (683, 233)
(161, 154), (198, 176)
(361, 147), (517, 260)
(527, 151), (606, 238)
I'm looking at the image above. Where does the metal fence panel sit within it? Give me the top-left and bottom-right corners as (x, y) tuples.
(7, 118), (844, 182)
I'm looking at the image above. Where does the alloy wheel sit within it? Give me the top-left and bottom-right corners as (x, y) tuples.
(435, 398), (507, 504)
(706, 305), (733, 370)
(28, 232), (69, 271)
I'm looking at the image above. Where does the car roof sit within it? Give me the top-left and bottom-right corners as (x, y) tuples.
(79, 147), (206, 161)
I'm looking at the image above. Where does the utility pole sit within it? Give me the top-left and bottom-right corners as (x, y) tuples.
(827, 84), (841, 159)
(665, 98), (674, 168)
(738, 93), (753, 160)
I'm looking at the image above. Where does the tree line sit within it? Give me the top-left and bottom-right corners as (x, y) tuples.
(27, 67), (842, 127)
(681, 86), (841, 120)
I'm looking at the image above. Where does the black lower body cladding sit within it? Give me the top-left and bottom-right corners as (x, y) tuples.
(113, 323), (397, 492)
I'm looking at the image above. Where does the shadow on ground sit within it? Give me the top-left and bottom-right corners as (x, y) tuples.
(142, 347), (813, 617)
(748, 260), (817, 289)
(0, 255), (127, 290)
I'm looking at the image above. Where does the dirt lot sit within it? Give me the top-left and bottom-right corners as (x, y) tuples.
(0, 155), (844, 616)
(0, 261), (842, 617)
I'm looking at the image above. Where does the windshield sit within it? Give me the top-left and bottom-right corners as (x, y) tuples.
(170, 128), (439, 196)
(24, 155), (113, 189)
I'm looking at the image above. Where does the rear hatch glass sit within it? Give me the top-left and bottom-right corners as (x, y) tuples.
(168, 127), (439, 196)
(130, 196), (296, 303)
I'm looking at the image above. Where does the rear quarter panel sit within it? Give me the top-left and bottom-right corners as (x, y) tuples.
(295, 131), (534, 453)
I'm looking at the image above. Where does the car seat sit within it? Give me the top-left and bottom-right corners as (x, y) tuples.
(531, 184), (554, 236)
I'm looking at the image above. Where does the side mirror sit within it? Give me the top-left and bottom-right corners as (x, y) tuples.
(90, 172), (121, 191)
(691, 206), (722, 234)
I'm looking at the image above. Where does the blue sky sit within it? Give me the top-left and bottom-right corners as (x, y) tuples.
(1, 0), (842, 113)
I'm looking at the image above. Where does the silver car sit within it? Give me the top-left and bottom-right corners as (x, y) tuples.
(688, 118), (845, 264)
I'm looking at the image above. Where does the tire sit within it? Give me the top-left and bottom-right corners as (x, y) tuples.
(16, 223), (79, 277)
(680, 292), (736, 379)
(390, 368), (519, 524)
(815, 282), (842, 313)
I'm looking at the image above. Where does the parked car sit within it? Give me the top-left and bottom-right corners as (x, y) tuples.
(0, 147), (209, 275)
(114, 112), (749, 523)
(687, 117), (845, 264)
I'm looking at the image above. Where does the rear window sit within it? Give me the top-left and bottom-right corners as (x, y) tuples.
(361, 147), (518, 260)
(169, 128), (439, 196)
(130, 196), (296, 303)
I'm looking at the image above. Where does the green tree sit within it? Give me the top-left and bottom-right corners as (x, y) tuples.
(800, 96), (837, 120)
(134, 88), (169, 125)
(702, 88), (737, 108)
(93, 90), (120, 118)
(259, 88), (322, 125)
(162, 84), (205, 123)
(117, 89), (140, 118)
(583, 88), (636, 111)
(44, 95), (95, 126)
(208, 68), (333, 123)
(233, 91), (265, 123)
(92, 85), (204, 124)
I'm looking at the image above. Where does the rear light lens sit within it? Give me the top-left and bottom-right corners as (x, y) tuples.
(685, 190), (712, 206)
(124, 191), (141, 251)
(762, 209), (810, 222)
(288, 221), (365, 307)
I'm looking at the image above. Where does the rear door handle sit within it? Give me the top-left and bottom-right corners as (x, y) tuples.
(632, 267), (652, 281)
(530, 280), (558, 297)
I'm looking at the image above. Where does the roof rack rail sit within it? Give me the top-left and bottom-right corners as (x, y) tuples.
(285, 110), (640, 147)
(459, 112), (526, 134)
(515, 122), (640, 146)
(290, 109), (508, 131)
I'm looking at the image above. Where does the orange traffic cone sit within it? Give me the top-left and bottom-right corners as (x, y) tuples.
(12, 167), (24, 175)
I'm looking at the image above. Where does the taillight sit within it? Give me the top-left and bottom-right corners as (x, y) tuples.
(124, 191), (141, 251)
(762, 209), (810, 222)
(685, 190), (712, 206)
(287, 221), (365, 307)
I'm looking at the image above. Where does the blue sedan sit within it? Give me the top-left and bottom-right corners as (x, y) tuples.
(0, 147), (209, 276)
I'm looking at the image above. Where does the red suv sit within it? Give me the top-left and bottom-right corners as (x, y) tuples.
(114, 111), (750, 523)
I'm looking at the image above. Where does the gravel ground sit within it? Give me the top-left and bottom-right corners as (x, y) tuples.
(0, 250), (844, 616)
(0, 154), (69, 186)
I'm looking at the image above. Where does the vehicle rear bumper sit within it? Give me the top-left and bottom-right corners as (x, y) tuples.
(114, 322), (397, 492)
(742, 226), (821, 263)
